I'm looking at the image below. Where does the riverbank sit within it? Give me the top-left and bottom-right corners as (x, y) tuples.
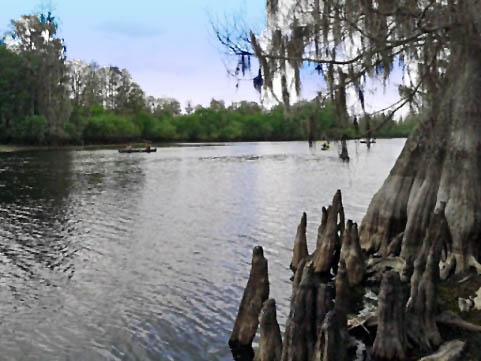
(230, 189), (481, 361)
(0, 137), (408, 153)
(0, 142), (174, 153)
(1, 101), (420, 147)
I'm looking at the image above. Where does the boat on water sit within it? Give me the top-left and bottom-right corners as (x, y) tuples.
(360, 139), (376, 144)
(118, 148), (157, 153)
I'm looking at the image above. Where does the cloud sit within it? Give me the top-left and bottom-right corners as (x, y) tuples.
(95, 21), (164, 38)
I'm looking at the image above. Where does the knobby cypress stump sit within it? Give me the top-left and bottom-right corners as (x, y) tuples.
(313, 206), (340, 274)
(340, 220), (365, 286)
(254, 299), (283, 361)
(290, 212), (309, 273)
(372, 271), (407, 360)
(406, 206), (449, 351)
(229, 246), (269, 354)
(313, 310), (347, 361)
(281, 261), (319, 361)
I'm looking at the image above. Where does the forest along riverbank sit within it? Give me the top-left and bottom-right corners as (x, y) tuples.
(229, 189), (481, 361)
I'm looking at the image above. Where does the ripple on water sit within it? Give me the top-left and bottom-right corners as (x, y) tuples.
(0, 140), (405, 360)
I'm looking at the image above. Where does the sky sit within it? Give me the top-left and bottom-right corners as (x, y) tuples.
(0, 0), (266, 108)
(0, 0), (408, 115)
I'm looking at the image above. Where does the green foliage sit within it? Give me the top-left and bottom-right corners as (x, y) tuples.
(83, 111), (140, 143)
(2, 95), (419, 145)
(9, 115), (48, 144)
(0, 12), (418, 146)
(0, 45), (32, 141)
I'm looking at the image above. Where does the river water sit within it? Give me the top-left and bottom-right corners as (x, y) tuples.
(0, 140), (405, 361)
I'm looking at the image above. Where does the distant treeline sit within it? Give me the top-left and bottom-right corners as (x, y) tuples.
(0, 13), (419, 146)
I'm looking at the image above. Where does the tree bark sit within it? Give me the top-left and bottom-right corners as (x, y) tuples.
(313, 190), (344, 274)
(230, 246), (270, 352)
(405, 207), (448, 351)
(418, 340), (466, 361)
(312, 310), (347, 361)
(281, 261), (319, 361)
(340, 220), (365, 286)
(372, 271), (407, 361)
(254, 299), (283, 361)
(359, 43), (481, 276)
(290, 212), (309, 273)
(281, 260), (336, 361)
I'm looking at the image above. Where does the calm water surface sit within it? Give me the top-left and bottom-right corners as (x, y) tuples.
(0, 140), (405, 361)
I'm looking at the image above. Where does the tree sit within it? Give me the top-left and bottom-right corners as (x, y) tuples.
(67, 59), (90, 108)
(0, 45), (32, 139)
(115, 68), (145, 114)
(80, 61), (103, 109)
(218, 1), (481, 276)
(158, 98), (182, 116)
(10, 13), (71, 141)
(185, 101), (194, 114)
(209, 98), (226, 112)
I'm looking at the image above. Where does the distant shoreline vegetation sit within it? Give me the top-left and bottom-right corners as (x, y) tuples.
(0, 12), (419, 147)
(0, 99), (420, 146)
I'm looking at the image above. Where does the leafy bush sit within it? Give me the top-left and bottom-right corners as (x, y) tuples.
(83, 112), (140, 143)
(9, 115), (48, 144)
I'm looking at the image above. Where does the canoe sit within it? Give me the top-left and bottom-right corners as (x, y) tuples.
(360, 140), (376, 144)
(118, 148), (157, 153)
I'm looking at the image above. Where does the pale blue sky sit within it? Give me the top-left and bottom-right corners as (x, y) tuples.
(0, 0), (265, 107)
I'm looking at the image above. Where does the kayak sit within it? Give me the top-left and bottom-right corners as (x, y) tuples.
(118, 148), (157, 153)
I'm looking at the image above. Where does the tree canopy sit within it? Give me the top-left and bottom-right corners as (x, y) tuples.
(217, 1), (481, 122)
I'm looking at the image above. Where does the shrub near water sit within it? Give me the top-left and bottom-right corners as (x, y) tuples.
(83, 111), (140, 143)
(9, 115), (49, 144)
(2, 99), (420, 145)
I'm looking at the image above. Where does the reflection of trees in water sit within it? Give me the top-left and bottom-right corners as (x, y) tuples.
(0, 151), (148, 306)
(0, 151), (77, 287)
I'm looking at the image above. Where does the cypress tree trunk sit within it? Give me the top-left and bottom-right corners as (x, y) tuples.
(359, 42), (481, 277)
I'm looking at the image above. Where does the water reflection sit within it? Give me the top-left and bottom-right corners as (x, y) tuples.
(0, 141), (404, 360)
(0, 152), (76, 283)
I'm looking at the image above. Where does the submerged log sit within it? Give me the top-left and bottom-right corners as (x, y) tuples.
(290, 212), (309, 273)
(436, 310), (481, 332)
(340, 221), (365, 286)
(418, 340), (466, 361)
(254, 299), (283, 361)
(229, 246), (270, 352)
(372, 271), (407, 360)
(406, 207), (448, 351)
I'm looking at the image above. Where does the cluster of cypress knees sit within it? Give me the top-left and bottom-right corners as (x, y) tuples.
(228, 190), (480, 361)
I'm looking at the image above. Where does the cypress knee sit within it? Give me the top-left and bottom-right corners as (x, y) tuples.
(290, 212), (309, 273)
(372, 271), (407, 360)
(230, 246), (269, 351)
(340, 221), (365, 286)
(254, 299), (283, 361)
